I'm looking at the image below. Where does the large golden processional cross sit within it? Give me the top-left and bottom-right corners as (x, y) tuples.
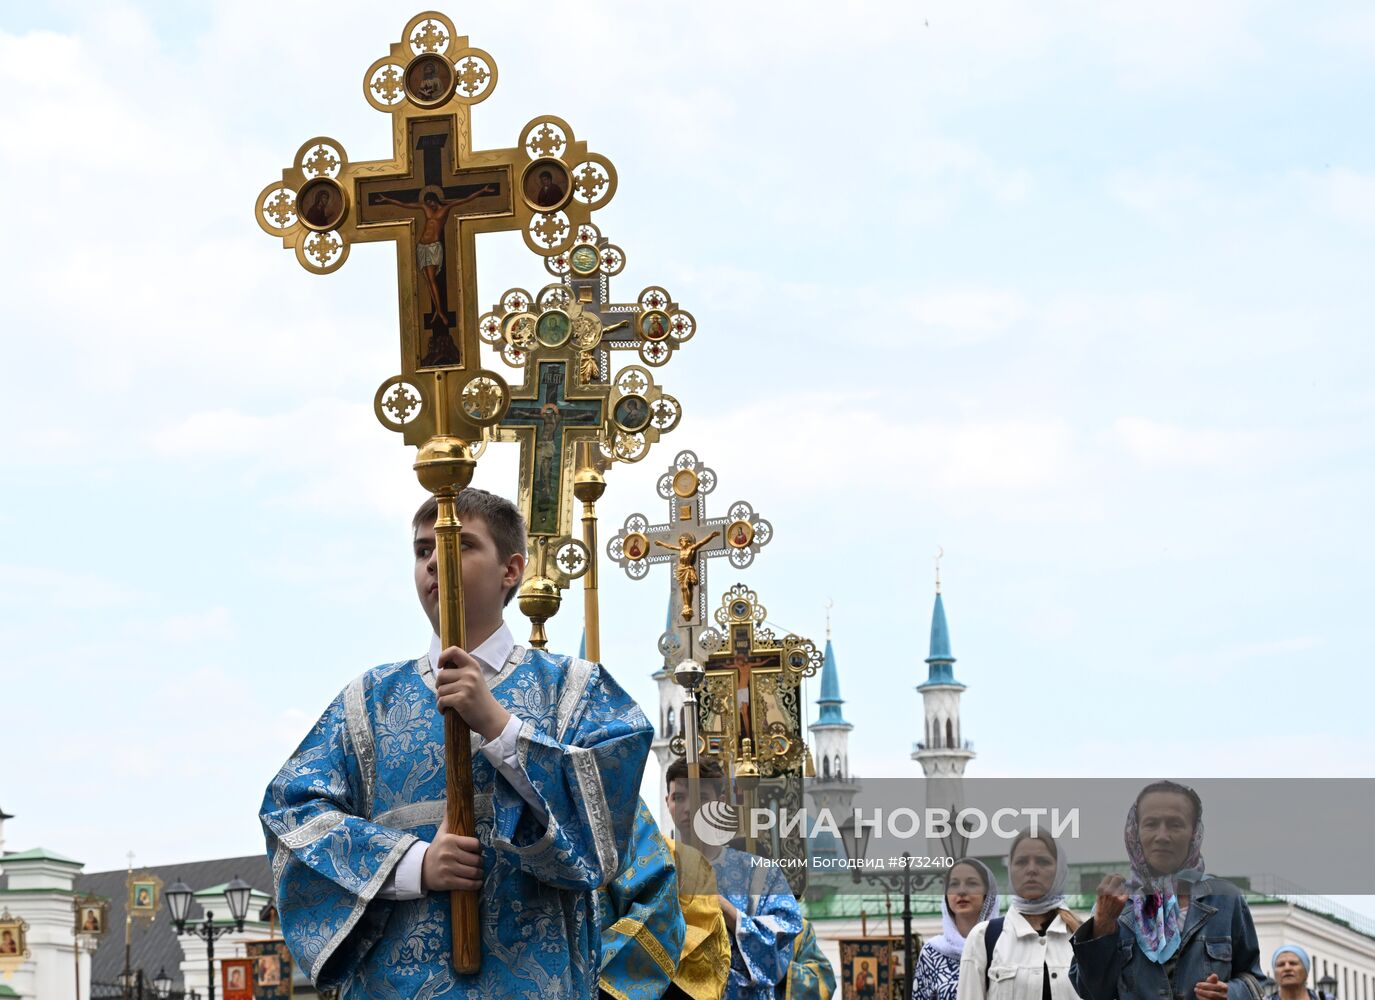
(253, 12), (617, 972)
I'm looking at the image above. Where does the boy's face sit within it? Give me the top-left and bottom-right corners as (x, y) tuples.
(665, 776), (725, 838)
(414, 515), (525, 636)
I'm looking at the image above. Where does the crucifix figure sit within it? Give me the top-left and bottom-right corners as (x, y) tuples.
(654, 530), (720, 621)
(501, 360), (605, 538)
(703, 617), (787, 756)
(357, 118), (510, 370)
(371, 183), (497, 327)
(724, 650), (774, 743)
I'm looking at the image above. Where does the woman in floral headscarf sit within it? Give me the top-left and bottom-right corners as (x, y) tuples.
(1070, 781), (1271, 1000)
(912, 859), (1000, 1000)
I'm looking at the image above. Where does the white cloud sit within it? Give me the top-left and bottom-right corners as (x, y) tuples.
(900, 287), (1029, 345)
(1106, 165), (1210, 225)
(1105, 417), (1274, 471)
(1303, 167), (1375, 228)
(1075, 0), (1263, 89)
(0, 565), (145, 610)
(125, 607), (235, 646)
(688, 397), (1086, 515)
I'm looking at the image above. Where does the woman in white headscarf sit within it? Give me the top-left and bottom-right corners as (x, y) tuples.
(912, 858), (1000, 1000)
(1268, 945), (1331, 1000)
(956, 829), (1081, 1000)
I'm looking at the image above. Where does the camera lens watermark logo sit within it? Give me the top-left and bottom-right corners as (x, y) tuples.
(692, 800), (740, 847)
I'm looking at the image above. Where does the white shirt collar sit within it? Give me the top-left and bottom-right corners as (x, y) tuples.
(427, 621), (515, 679)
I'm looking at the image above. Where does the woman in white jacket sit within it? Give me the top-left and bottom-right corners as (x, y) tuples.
(955, 830), (1081, 1000)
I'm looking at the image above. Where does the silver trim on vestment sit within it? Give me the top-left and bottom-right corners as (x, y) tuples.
(556, 657), (595, 742)
(344, 675), (376, 818)
(570, 746), (617, 883)
(372, 800), (446, 830)
(310, 833), (416, 984)
(279, 809), (346, 849)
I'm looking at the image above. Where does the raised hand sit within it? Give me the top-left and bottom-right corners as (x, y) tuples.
(1092, 873), (1130, 938)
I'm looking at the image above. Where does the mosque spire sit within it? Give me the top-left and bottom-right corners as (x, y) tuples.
(913, 554), (974, 773)
(810, 600), (852, 787)
(921, 549), (959, 688)
(815, 601), (850, 727)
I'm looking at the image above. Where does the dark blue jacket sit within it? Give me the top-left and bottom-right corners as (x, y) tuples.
(1070, 878), (1272, 1000)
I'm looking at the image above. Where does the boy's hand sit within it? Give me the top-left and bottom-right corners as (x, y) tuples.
(435, 645), (511, 741)
(421, 832), (483, 892)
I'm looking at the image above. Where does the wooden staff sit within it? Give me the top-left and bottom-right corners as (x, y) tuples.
(413, 378), (480, 973)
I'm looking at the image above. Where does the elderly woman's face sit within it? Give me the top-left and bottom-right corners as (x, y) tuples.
(946, 863), (986, 917)
(1010, 838), (1056, 900)
(1137, 791), (1195, 875)
(1274, 953), (1308, 987)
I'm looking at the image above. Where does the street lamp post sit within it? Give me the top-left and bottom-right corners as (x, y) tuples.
(838, 818), (945, 1000)
(1318, 974), (1338, 1000)
(163, 876), (254, 1000)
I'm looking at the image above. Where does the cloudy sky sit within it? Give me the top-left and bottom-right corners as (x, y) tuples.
(2, 0), (1372, 909)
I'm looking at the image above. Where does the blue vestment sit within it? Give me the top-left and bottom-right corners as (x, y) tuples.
(711, 846), (803, 1000)
(260, 644), (652, 998)
(787, 918), (835, 1000)
(597, 798), (686, 999)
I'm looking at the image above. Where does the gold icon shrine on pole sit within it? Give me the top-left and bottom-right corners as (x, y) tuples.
(252, 11), (622, 972)
(693, 585), (820, 771)
(691, 584), (819, 892)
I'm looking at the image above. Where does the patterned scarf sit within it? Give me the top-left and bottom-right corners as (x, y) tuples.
(1124, 800), (1205, 963)
(928, 858), (1001, 961)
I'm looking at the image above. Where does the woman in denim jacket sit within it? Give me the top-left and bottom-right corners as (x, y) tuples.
(1070, 782), (1271, 1000)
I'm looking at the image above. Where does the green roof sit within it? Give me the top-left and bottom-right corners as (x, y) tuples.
(1, 848), (81, 866)
(0, 984), (21, 997)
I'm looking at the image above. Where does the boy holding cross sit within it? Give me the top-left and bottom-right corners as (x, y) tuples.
(261, 489), (653, 997)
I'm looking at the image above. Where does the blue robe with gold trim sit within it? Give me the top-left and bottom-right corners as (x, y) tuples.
(597, 799), (685, 999)
(786, 919), (835, 1000)
(712, 847), (803, 1000)
(260, 645), (652, 998)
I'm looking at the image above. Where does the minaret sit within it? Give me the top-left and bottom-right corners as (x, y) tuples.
(805, 604), (858, 857)
(810, 604), (853, 783)
(913, 555), (974, 858)
(651, 597), (686, 832)
(912, 555), (974, 777)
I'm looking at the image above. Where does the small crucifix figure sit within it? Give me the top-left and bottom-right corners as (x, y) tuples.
(725, 651), (774, 744)
(706, 623), (782, 752)
(548, 225), (697, 377)
(653, 530), (720, 621)
(500, 360), (605, 538)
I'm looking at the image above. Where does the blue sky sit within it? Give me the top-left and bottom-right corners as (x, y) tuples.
(1, 0), (1372, 912)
